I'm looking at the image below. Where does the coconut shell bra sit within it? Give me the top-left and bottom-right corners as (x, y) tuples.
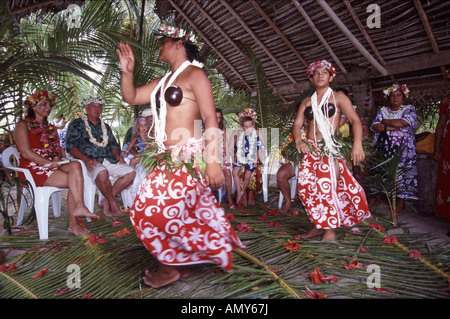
(304, 103), (336, 121)
(155, 85), (183, 107)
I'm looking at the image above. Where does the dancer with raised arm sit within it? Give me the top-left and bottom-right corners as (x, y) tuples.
(118, 22), (244, 288)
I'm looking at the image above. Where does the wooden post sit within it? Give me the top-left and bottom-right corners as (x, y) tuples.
(350, 78), (374, 118)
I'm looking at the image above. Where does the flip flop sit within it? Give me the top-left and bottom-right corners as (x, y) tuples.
(227, 204), (237, 210)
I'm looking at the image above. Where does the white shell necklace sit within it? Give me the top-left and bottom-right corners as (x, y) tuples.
(150, 60), (202, 154)
(310, 87), (341, 156)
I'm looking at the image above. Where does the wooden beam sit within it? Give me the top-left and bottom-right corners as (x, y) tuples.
(292, 0), (348, 74)
(273, 50), (450, 95)
(221, 1), (297, 84)
(413, 0), (447, 79)
(317, 0), (388, 76)
(249, 0), (308, 68)
(343, 0), (397, 84)
(414, 0), (440, 53)
(384, 50), (450, 75)
(167, 0), (251, 90)
(189, 1), (287, 103)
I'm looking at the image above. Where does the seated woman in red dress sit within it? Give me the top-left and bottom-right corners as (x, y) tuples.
(14, 90), (98, 236)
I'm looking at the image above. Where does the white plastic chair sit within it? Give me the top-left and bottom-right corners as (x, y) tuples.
(278, 163), (299, 209)
(261, 156), (270, 203)
(66, 156), (96, 214)
(3, 146), (64, 240)
(69, 155), (132, 210)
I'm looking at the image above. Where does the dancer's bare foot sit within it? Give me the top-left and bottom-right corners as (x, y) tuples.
(321, 229), (335, 241)
(300, 228), (324, 239)
(68, 224), (91, 236)
(144, 266), (190, 279)
(143, 264), (181, 288)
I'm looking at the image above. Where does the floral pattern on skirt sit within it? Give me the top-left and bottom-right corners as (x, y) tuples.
(130, 163), (245, 271)
(297, 144), (372, 229)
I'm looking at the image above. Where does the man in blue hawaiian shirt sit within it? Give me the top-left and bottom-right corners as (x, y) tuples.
(66, 98), (135, 217)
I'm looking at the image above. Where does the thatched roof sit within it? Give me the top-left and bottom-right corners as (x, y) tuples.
(5, 0), (85, 19)
(6, 0), (450, 111)
(157, 0), (450, 110)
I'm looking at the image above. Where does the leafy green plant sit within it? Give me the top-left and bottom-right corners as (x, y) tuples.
(366, 144), (405, 226)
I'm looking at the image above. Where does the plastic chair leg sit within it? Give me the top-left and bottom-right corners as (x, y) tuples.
(35, 190), (51, 240)
(51, 192), (61, 217)
(17, 187), (31, 226)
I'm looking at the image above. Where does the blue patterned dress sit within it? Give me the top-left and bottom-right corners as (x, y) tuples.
(371, 105), (418, 200)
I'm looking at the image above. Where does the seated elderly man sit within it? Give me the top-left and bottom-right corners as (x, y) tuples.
(66, 97), (135, 217)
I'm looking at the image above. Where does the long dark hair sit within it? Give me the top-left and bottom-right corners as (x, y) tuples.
(171, 38), (203, 63)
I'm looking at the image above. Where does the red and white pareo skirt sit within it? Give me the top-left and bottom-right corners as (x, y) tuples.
(297, 140), (371, 229)
(130, 140), (245, 271)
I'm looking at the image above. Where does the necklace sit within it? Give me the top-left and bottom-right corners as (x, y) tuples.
(310, 87), (341, 156)
(82, 115), (108, 148)
(150, 60), (201, 154)
(28, 119), (61, 159)
(237, 130), (258, 164)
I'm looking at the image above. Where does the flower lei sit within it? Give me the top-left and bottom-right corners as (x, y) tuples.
(155, 20), (203, 49)
(29, 120), (61, 159)
(236, 129), (258, 165)
(307, 60), (336, 78)
(81, 115), (109, 148)
(383, 84), (409, 98)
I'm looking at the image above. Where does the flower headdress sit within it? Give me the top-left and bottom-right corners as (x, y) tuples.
(155, 20), (203, 49)
(25, 90), (57, 108)
(383, 84), (410, 98)
(307, 60), (336, 78)
(83, 97), (105, 107)
(238, 108), (257, 121)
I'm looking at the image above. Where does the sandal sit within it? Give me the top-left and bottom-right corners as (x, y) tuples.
(227, 204), (237, 210)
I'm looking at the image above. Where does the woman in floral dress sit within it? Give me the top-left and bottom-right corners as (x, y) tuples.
(14, 90), (98, 236)
(371, 84), (419, 212)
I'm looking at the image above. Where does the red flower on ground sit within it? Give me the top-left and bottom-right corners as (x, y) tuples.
(112, 219), (124, 227)
(266, 221), (282, 228)
(32, 268), (48, 278)
(284, 240), (302, 252)
(113, 228), (132, 237)
(408, 249), (422, 259)
(382, 236), (398, 244)
(226, 213), (234, 221)
(259, 213), (268, 222)
(305, 287), (326, 299)
(367, 223), (385, 230)
(89, 233), (107, 245)
(0, 264), (16, 272)
(237, 222), (252, 232)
